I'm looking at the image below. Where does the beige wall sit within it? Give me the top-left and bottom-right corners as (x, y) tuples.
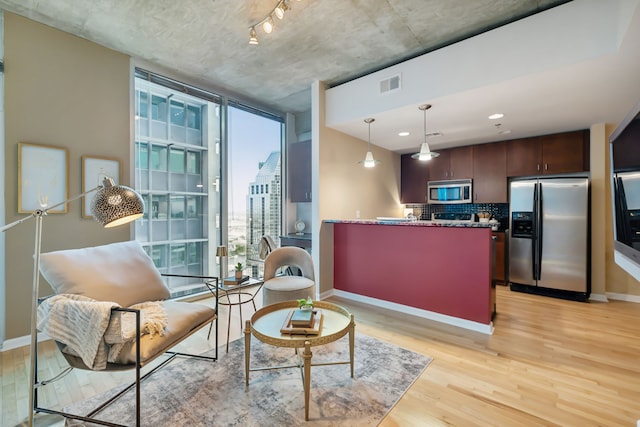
(312, 81), (402, 295)
(3, 13), (132, 339)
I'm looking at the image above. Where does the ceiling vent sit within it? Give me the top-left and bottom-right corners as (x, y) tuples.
(379, 74), (401, 94)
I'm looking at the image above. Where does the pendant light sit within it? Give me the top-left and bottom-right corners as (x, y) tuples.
(359, 118), (380, 168)
(411, 104), (440, 161)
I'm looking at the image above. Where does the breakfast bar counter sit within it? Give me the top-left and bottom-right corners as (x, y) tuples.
(327, 220), (495, 333)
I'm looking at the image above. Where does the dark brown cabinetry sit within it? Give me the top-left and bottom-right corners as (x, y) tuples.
(612, 119), (640, 171)
(473, 142), (507, 203)
(401, 153), (430, 203)
(289, 140), (311, 202)
(492, 231), (507, 285)
(506, 130), (588, 177)
(400, 130), (589, 205)
(428, 146), (473, 180)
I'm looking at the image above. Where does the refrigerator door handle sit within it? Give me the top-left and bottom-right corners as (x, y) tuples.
(537, 182), (543, 280)
(532, 183), (539, 280)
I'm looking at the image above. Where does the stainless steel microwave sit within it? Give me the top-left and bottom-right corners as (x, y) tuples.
(427, 179), (473, 204)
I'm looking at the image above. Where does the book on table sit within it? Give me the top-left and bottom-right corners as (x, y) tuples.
(223, 275), (250, 286)
(290, 308), (314, 326)
(280, 309), (323, 335)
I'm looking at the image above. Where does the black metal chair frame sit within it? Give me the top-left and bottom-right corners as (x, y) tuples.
(32, 274), (219, 427)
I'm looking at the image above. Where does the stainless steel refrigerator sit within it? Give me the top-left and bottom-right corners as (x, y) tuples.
(509, 176), (590, 301)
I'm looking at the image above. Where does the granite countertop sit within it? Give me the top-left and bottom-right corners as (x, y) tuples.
(324, 219), (495, 228)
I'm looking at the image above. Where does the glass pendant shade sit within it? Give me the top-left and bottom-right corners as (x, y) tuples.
(411, 142), (440, 161)
(90, 177), (144, 228)
(363, 151), (377, 168)
(412, 104), (439, 161)
(359, 118), (380, 168)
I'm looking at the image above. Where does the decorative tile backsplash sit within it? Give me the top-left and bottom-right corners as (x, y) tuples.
(407, 203), (509, 223)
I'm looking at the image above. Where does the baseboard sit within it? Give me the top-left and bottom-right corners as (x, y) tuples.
(589, 293), (609, 302)
(1, 332), (50, 352)
(606, 292), (640, 303)
(328, 289), (494, 335)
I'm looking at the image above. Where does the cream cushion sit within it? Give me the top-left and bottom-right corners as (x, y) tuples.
(39, 240), (170, 307)
(58, 301), (215, 368)
(262, 246), (316, 306)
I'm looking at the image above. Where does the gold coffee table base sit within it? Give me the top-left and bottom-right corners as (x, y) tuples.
(244, 300), (355, 421)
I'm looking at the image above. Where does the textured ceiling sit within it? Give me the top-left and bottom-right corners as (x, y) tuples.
(0, 0), (569, 114)
(2, 0), (639, 153)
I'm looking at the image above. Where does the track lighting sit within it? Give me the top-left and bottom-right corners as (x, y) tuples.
(262, 18), (273, 34)
(411, 104), (440, 161)
(249, 27), (259, 45)
(248, 0), (302, 44)
(359, 118), (380, 168)
(274, 4), (285, 19)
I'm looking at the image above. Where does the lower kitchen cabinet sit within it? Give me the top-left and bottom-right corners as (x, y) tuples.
(492, 231), (507, 285)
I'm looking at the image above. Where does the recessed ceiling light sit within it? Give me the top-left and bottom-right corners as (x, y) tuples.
(398, 131), (410, 136)
(489, 113), (504, 120)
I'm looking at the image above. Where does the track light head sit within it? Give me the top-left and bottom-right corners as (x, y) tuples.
(249, 27), (259, 44)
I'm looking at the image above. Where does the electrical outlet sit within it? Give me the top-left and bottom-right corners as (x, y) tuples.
(356, 210), (360, 219)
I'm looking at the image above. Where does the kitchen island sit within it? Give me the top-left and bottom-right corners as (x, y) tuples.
(327, 219), (495, 334)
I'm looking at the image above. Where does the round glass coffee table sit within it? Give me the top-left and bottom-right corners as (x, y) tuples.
(244, 300), (355, 421)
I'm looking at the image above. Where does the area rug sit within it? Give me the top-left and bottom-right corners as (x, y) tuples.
(64, 333), (432, 426)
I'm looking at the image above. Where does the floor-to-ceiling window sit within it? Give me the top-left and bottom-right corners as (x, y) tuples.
(227, 105), (283, 279)
(134, 69), (222, 297)
(134, 70), (284, 295)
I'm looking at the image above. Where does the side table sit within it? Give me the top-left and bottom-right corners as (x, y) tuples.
(245, 300), (355, 420)
(206, 278), (264, 352)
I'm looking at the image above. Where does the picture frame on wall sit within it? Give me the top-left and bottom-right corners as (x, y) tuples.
(18, 142), (69, 214)
(82, 155), (120, 218)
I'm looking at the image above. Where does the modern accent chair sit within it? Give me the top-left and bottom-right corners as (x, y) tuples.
(262, 246), (316, 306)
(35, 240), (218, 427)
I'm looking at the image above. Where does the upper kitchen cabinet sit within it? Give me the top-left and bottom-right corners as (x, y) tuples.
(612, 118), (640, 172)
(401, 153), (429, 203)
(541, 130), (589, 174)
(428, 146), (473, 180)
(289, 140), (311, 202)
(473, 141), (507, 203)
(507, 130), (589, 177)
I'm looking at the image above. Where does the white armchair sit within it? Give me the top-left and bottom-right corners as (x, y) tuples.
(262, 246), (316, 306)
(35, 240), (218, 427)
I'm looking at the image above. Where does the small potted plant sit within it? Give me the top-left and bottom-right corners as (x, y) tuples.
(234, 262), (244, 279)
(297, 297), (313, 310)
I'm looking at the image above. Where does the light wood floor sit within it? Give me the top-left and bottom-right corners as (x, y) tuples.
(2, 286), (640, 426)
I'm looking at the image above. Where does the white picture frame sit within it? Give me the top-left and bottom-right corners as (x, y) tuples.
(18, 142), (69, 214)
(82, 155), (120, 218)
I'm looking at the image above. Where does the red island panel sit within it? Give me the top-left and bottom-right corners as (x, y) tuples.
(333, 222), (493, 325)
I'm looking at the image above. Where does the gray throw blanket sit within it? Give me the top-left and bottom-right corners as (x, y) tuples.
(37, 294), (168, 370)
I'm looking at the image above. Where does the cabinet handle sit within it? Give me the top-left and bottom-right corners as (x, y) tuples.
(451, 170), (454, 177)
(537, 164), (540, 171)
(545, 163), (548, 171)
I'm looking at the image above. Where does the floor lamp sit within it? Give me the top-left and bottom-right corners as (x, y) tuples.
(0, 177), (144, 427)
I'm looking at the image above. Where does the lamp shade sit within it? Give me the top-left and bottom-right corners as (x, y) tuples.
(216, 246), (228, 257)
(411, 142), (440, 161)
(362, 151), (377, 168)
(90, 177), (144, 228)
